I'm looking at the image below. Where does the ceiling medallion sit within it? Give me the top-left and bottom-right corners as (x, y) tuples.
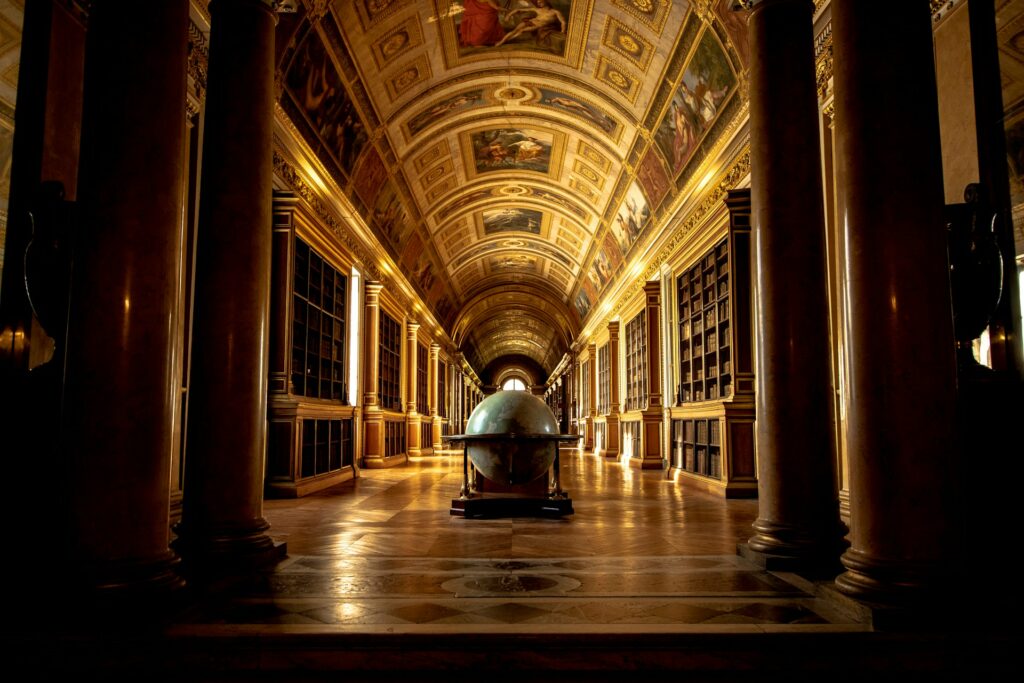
(500, 185), (528, 195)
(502, 239), (526, 248)
(496, 87), (528, 101)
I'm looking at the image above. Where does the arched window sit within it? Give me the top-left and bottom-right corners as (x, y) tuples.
(501, 378), (527, 391)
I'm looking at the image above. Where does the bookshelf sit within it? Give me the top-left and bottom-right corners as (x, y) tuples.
(291, 238), (347, 400)
(267, 193), (358, 498)
(677, 239), (731, 404)
(668, 189), (756, 498)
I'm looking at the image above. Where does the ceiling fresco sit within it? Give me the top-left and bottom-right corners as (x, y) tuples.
(274, 0), (750, 376)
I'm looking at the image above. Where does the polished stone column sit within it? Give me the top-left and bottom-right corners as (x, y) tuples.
(604, 321), (621, 459)
(634, 281), (664, 469)
(430, 343), (443, 450)
(362, 282), (384, 466)
(585, 342), (597, 451)
(406, 320), (421, 456)
(62, 0), (189, 594)
(741, 0), (845, 568)
(179, 0), (280, 566)
(832, 0), (958, 603)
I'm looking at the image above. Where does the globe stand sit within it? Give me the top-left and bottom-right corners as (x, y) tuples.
(446, 433), (577, 518)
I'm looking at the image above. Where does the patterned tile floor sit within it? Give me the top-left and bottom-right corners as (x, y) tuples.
(179, 451), (866, 632)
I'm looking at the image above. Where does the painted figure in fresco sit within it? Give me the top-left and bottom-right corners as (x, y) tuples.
(473, 129), (551, 172)
(543, 93), (616, 134)
(495, 0), (566, 47)
(459, 0), (508, 47)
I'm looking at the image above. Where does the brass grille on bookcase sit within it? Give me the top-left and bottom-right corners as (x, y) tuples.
(299, 418), (354, 478)
(379, 312), (402, 411)
(625, 310), (647, 411)
(670, 417), (722, 480)
(291, 238), (347, 400)
(677, 237), (731, 404)
(597, 343), (610, 414)
(416, 342), (428, 414)
(384, 419), (406, 458)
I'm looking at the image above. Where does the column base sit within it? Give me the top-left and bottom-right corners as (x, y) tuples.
(362, 453), (408, 469)
(80, 552), (185, 602)
(746, 518), (848, 571)
(835, 547), (956, 608)
(738, 542), (843, 577)
(174, 518), (285, 573)
(629, 455), (664, 470)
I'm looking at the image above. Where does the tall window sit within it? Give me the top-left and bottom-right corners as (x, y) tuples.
(291, 237), (346, 400)
(502, 377), (526, 391)
(416, 342), (428, 413)
(378, 312), (402, 411)
(597, 343), (610, 414)
(625, 310), (648, 411)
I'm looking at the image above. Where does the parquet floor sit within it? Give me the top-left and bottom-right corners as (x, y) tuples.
(178, 451), (865, 630)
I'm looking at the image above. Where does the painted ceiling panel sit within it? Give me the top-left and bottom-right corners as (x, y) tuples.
(276, 0), (749, 376)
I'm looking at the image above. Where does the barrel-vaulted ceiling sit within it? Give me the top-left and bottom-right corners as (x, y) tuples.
(273, 0), (750, 376)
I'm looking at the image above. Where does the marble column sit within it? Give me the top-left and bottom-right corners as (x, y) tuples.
(832, 0), (958, 602)
(430, 343), (443, 450)
(741, 0), (845, 568)
(635, 281), (664, 469)
(604, 321), (621, 459)
(362, 282), (384, 466)
(62, 0), (189, 594)
(585, 342), (597, 452)
(406, 320), (421, 456)
(179, 0), (280, 567)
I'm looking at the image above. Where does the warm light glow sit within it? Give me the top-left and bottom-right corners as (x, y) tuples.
(697, 169), (716, 191)
(380, 260), (391, 273)
(602, 301), (612, 315)
(348, 267), (362, 406)
(632, 261), (644, 277)
(501, 377), (526, 391)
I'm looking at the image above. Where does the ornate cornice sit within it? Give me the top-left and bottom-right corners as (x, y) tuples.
(272, 150), (385, 284)
(815, 23), (833, 101)
(187, 21), (209, 105)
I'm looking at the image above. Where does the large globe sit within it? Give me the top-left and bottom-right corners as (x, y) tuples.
(464, 391), (560, 486)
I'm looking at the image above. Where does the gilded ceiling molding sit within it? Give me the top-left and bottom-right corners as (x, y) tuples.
(605, 148), (750, 323)
(814, 0), (827, 14)
(273, 150), (386, 286)
(815, 23), (832, 101)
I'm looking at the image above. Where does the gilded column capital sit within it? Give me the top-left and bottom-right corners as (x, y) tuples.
(429, 342), (441, 356)
(406, 320), (420, 336)
(607, 319), (620, 340)
(365, 281), (383, 304)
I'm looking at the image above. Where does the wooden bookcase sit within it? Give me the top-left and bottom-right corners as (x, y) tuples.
(378, 312), (402, 412)
(668, 189), (756, 497)
(267, 192), (358, 498)
(624, 310), (647, 412)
